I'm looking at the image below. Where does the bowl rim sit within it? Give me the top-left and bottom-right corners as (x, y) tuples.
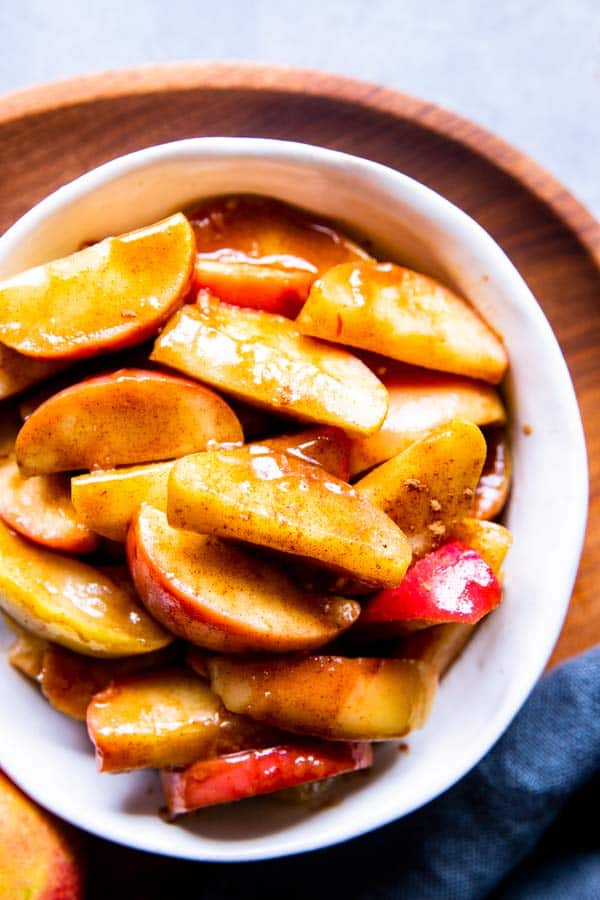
(0, 136), (589, 861)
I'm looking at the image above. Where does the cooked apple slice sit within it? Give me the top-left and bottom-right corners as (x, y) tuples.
(188, 194), (369, 273)
(475, 427), (511, 519)
(0, 771), (83, 900)
(297, 261), (508, 384)
(0, 343), (69, 400)
(397, 518), (513, 674)
(0, 405), (20, 459)
(356, 418), (487, 557)
(0, 213), (195, 360)
(168, 447), (411, 588)
(193, 253), (315, 318)
(151, 295), (388, 437)
(450, 517), (513, 578)
(256, 426), (351, 480)
(0, 519), (172, 657)
(356, 542), (502, 639)
(162, 740), (372, 816)
(348, 362), (506, 475)
(208, 654), (436, 741)
(86, 667), (276, 772)
(128, 504), (360, 653)
(40, 643), (178, 720)
(15, 368), (243, 476)
(0, 459), (99, 553)
(71, 461), (172, 542)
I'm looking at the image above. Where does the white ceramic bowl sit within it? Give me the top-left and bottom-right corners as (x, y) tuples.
(0, 138), (588, 861)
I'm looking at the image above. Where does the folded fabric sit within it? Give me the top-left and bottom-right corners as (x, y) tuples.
(87, 645), (600, 899)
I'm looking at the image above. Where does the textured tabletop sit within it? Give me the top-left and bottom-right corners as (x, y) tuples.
(0, 0), (599, 218)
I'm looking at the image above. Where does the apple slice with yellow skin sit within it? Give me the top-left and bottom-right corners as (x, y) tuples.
(128, 504), (360, 653)
(256, 426), (351, 480)
(0, 343), (69, 400)
(168, 447), (412, 588)
(0, 518), (173, 657)
(72, 460), (173, 542)
(40, 642), (179, 720)
(474, 427), (512, 520)
(397, 517), (513, 675)
(151, 294), (388, 437)
(296, 261), (508, 384)
(0, 770), (83, 900)
(348, 362), (506, 475)
(208, 654), (436, 741)
(87, 667), (278, 773)
(0, 213), (195, 360)
(161, 740), (372, 816)
(0, 458), (99, 553)
(356, 418), (487, 558)
(16, 368), (243, 476)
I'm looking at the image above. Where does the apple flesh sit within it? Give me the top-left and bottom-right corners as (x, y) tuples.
(357, 542), (502, 638)
(40, 642), (178, 720)
(151, 294), (388, 437)
(0, 770), (83, 899)
(348, 361), (506, 475)
(16, 368), (243, 476)
(0, 458), (99, 553)
(0, 518), (173, 657)
(127, 504), (360, 653)
(71, 460), (173, 542)
(86, 667), (276, 772)
(4, 616), (47, 680)
(161, 739), (373, 816)
(450, 517), (513, 577)
(296, 261), (508, 384)
(0, 213), (195, 359)
(208, 654), (436, 740)
(168, 447), (412, 588)
(356, 418), (487, 558)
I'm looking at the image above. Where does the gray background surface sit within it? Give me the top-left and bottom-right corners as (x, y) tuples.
(0, 0), (599, 218)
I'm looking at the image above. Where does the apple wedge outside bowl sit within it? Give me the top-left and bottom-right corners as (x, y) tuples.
(0, 137), (588, 861)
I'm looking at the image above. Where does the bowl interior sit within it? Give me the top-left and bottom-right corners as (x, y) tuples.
(0, 138), (588, 861)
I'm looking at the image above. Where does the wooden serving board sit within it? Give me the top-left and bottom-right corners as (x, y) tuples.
(0, 63), (599, 890)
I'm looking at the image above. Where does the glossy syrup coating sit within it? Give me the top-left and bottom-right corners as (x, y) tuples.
(0, 214), (195, 359)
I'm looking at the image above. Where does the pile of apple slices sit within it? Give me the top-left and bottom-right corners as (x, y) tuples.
(0, 196), (513, 816)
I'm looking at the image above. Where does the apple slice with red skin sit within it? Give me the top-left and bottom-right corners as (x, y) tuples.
(161, 740), (372, 816)
(127, 504), (360, 654)
(187, 194), (370, 318)
(0, 213), (195, 360)
(0, 770), (83, 899)
(15, 368), (243, 476)
(193, 254), (315, 318)
(0, 458), (99, 553)
(356, 542), (502, 639)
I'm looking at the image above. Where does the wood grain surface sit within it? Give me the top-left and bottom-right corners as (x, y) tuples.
(0, 62), (599, 888)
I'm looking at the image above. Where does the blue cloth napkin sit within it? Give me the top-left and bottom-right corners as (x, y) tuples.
(88, 645), (600, 898)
